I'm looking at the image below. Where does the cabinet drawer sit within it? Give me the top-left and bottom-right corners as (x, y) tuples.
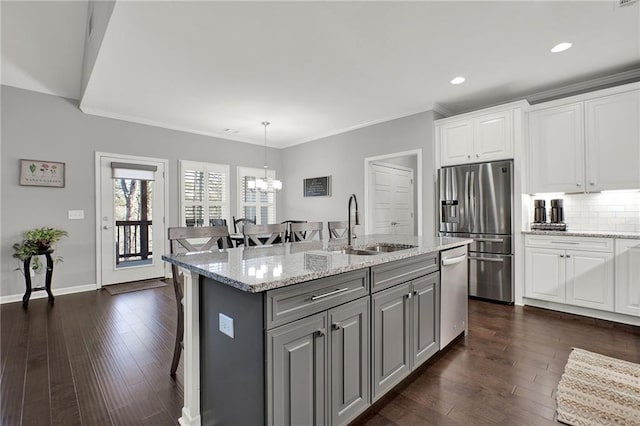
(371, 253), (439, 293)
(265, 269), (369, 329)
(525, 235), (613, 253)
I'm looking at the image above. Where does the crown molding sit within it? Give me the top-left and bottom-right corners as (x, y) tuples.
(527, 68), (640, 104)
(431, 103), (453, 118)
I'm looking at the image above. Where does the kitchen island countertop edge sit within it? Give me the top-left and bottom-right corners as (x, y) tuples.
(162, 234), (472, 293)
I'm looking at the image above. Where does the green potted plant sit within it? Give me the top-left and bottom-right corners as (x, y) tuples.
(13, 227), (68, 274)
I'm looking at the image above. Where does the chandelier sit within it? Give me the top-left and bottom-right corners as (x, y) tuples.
(247, 121), (282, 193)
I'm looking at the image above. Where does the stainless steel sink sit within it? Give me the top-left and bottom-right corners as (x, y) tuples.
(360, 243), (417, 252)
(330, 243), (417, 256)
(331, 247), (380, 256)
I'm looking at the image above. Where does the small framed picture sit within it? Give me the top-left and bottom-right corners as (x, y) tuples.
(19, 159), (65, 188)
(303, 176), (331, 197)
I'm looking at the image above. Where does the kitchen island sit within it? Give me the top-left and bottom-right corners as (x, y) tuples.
(162, 234), (471, 426)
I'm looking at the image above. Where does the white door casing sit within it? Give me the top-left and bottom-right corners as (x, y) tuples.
(364, 149), (422, 237)
(369, 163), (414, 236)
(95, 152), (169, 287)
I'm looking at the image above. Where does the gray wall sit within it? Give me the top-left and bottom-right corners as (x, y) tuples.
(280, 111), (437, 238)
(1, 85), (281, 297)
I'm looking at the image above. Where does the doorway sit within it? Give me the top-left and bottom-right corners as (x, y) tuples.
(95, 153), (169, 287)
(364, 149), (422, 236)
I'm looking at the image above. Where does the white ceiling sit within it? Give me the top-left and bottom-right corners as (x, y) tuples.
(3, 1), (640, 148)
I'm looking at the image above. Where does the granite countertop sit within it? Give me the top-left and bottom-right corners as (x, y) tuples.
(162, 234), (472, 293)
(522, 230), (640, 239)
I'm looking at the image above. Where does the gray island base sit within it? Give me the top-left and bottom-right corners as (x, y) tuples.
(162, 234), (472, 426)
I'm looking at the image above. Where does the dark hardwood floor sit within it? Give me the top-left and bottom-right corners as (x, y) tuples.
(1, 285), (638, 425)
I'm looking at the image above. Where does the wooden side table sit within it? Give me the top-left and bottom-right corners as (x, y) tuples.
(22, 251), (55, 308)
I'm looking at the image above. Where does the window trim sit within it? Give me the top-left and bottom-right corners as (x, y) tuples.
(237, 166), (277, 225)
(179, 160), (230, 227)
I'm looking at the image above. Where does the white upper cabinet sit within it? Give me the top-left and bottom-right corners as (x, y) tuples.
(585, 91), (640, 192)
(439, 121), (474, 165)
(475, 110), (513, 160)
(528, 103), (585, 193)
(528, 84), (640, 194)
(437, 104), (521, 167)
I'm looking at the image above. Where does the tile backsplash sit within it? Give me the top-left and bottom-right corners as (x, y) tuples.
(528, 192), (640, 232)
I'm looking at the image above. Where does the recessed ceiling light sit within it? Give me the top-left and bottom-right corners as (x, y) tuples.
(450, 76), (465, 85)
(550, 42), (572, 53)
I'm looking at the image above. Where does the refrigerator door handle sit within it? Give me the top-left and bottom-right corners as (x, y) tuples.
(469, 256), (505, 263)
(474, 237), (505, 243)
(469, 170), (476, 231)
(464, 170), (470, 231)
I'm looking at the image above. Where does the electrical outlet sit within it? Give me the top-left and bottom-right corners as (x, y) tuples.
(219, 313), (234, 338)
(68, 210), (85, 220)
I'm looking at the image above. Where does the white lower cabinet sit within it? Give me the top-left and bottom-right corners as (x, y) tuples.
(525, 247), (565, 303)
(524, 235), (614, 311)
(615, 239), (640, 316)
(565, 250), (614, 311)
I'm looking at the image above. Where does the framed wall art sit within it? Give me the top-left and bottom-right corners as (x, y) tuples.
(19, 159), (65, 188)
(303, 175), (331, 197)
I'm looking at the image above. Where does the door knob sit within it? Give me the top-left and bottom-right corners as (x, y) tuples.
(102, 225), (111, 230)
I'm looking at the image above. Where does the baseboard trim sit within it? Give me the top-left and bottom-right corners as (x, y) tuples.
(523, 297), (640, 326)
(0, 283), (98, 305)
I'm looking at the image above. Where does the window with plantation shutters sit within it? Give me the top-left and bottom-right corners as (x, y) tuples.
(180, 161), (229, 227)
(237, 166), (277, 225)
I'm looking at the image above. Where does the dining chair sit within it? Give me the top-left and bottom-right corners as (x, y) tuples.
(290, 221), (323, 242)
(210, 219), (233, 248)
(243, 223), (287, 246)
(232, 216), (256, 234)
(280, 220), (307, 242)
(167, 226), (231, 377)
(328, 220), (349, 239)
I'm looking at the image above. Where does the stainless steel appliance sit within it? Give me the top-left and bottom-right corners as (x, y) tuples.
(439, 160), (514, 303)
(440, 245), (468, 349)
(550, 199), (565, 223)
(533, 199), (547, 223)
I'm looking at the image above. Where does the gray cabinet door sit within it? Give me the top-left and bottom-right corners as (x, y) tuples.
(329, 298), (370, 426)
(372, 282), (411, 400)
(412, 272), (440, 368)
(267, 312), (327, 426)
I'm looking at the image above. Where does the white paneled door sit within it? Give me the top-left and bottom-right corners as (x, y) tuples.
(370, 164), (414, 235)
(97, 153), (167, 286)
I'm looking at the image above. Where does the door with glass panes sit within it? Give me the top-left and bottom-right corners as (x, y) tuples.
(98, 154), (166, 286)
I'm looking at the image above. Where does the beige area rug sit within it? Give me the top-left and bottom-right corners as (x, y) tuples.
(104, 279), (168, 295)
(556, 348), (640, 426)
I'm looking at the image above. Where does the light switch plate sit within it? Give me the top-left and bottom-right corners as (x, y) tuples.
(68, 210), (85, 220)
(219, 313), (234, 338)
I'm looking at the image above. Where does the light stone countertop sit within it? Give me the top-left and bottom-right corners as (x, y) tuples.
(522, 230), (640, 239)
(162, 234), (472, 293)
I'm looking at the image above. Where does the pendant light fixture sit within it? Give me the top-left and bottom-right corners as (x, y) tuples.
(247, 121), (282, 193)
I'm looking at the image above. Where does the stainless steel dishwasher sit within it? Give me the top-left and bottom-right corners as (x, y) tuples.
(440, 245), (469, 349)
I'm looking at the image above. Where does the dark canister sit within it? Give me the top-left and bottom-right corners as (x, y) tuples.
(550, 199), (564, 223)
(533, 199), (546, 223)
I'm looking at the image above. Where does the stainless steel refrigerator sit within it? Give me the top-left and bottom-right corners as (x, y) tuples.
(439, 160), (514, 303)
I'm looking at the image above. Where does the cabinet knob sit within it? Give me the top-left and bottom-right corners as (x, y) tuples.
(566, 255), (571, 258)
(315, 329), (325, 337)
(576, 183), (581, 187)
(476, 154), (480, 158)
(589, 182), (595, 186)
(559, 254), (565, 258)
(332, 323), (342, 331)
(467, 155), (471, 159)
(406, 292), (413, 299)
